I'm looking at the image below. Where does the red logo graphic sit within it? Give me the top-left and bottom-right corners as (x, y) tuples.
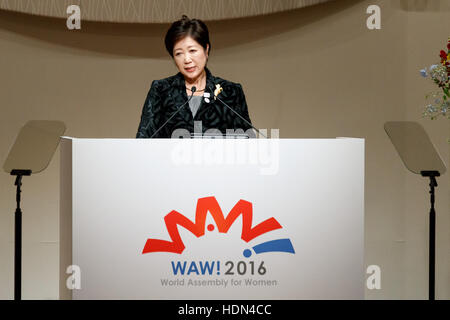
(142, 196), (282, 254)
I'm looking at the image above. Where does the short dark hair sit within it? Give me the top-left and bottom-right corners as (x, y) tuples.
(164, 15), (211, 58)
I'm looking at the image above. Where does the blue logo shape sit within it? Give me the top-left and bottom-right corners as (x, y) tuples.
(243, 238), (295, 258)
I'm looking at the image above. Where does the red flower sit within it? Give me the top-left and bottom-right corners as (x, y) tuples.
(448, 43), (450, 50)
(440, 50), (447, 59)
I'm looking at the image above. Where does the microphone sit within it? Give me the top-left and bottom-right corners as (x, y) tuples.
(208, 85), (267, 138)
(150, 86), (196, 138)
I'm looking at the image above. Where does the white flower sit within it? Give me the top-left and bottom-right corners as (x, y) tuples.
(214, 84), (223, 100)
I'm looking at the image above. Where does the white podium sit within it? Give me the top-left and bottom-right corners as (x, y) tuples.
(59, 138), (364, 300)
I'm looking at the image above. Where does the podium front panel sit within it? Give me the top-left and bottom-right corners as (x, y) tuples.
(60, 138), (364, 299)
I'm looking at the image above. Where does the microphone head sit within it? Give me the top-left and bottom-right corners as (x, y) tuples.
(191, 86), (196, 93)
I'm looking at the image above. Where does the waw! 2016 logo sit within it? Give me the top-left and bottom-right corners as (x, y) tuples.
(142, 197), (294, 269)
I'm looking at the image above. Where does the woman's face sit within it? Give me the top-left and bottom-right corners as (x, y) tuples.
(173, 36), (209, 82)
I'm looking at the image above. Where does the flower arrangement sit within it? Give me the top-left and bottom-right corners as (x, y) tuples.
(420, 37), (450, 120)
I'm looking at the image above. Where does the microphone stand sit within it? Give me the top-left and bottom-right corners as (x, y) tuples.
(150, 87), (196, 138)
(210, 85), (266, 138)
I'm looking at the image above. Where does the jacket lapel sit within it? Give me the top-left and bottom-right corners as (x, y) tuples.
(193, 67), (217, 121)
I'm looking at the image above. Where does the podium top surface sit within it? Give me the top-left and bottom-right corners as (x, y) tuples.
(61, 136), (364, 141)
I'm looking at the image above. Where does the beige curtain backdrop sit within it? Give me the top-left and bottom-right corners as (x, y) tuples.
(0, 0), (334, 22)
(0, 0), (449, 299)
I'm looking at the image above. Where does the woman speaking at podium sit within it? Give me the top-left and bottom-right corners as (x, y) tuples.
(136, 15), (254, 138)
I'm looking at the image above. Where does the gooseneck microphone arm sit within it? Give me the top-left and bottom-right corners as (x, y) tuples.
(150, 86), (196, 138)
(209, 85), (267, 138)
